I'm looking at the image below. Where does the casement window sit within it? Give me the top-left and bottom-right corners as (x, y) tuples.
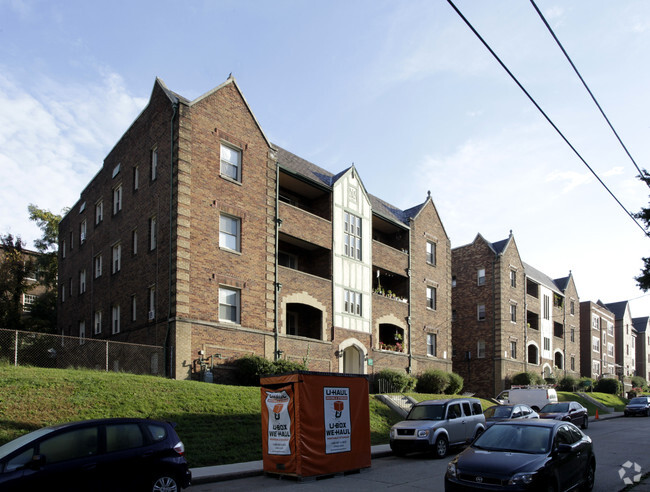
(592, 360), (600, 375)
(94, 310), (102, 335)
(94, 254), (102, 278)
(219, 287), (240, 324)
(149, 216), (157, 251)
(543, 295), (550, 320)
(607, 322), (614, 336)
(607, 342), (614, 357)
(510, 341), (517, 359)
(219, 214), (240, 252)
(477, 340), (486, 358)
(510, 304), (517, 322)
(477, 304), (486, 321)
(132, 229), (138, 256)
(22, 294), (35, 312)
(80, 220), (87, 244)
(133, 166), (139, 190)
(544, 337), (551, 351)
(426, 241), (436, 266)
(343, 212), (362, 260)
(570, 356), (575, 371)
(112, 184), (123, 215)
(151, 147), (158, 181)
(112, 305), (120, 334)
(427, 333), (437, 357)
(95, 200), (103, 225)
(220, 143), (241, 181)
(510, 269), (516, 287)
(131, 295), (137, 321)
(344, 289), (362, 316)
(426, 286), (436, 310)
(592, 315), (599, 330)
(570, 327), (575, 342)
(148, 287), (155, 321)
(477, 268), (486, 286)
(112, 243), (121, 274)
(570, 301), (575, 315)
(79, 269), (86, 294)
(278, 251), (298, 269)
(79, 321), (86, 345)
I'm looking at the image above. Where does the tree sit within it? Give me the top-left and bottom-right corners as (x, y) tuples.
(28, 204), (65, 290)
(635, 170), (650, 291)
(0, 234), (33, 329)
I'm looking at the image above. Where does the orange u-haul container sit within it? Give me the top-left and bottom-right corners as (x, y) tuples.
(260, 371), (371, 478)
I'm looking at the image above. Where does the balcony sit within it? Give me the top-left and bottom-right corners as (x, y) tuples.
(279, 202), (331, 250)
(278, 234), (331, 281)
(372, 240), (408, 275)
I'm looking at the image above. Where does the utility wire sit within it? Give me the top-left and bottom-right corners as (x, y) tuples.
(446, 0), (648, 237)
(529, 0), (648, 185)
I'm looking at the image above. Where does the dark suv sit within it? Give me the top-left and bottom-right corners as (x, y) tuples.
(0, 418), (191, 492)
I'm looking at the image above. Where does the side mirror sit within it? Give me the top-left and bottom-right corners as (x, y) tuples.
(26, 454), (45, 470)
(556, 443), (572, 454)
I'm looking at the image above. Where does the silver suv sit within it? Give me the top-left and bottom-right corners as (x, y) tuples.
(389, 398), (485, 458)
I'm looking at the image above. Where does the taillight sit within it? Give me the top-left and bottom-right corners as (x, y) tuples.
(173, 441), (185, 456)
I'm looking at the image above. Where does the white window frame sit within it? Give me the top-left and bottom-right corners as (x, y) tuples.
(113, 184), (122, 215)
(148, 286), (155, 320)
(112, 243), (121, 274)
(94, 310), (102, 335)
(510, 269), (517, 287)
(427, 333), (437, 357)
(426, 286), (436, 310)
(80, 220), (87, 244)
(79, 269), (86, 294)
(149, 216), (157, 251)
(344, 289), (362, 316)
(112, 305), (121, 334)
(510, 341), (517, 359)
(343, 212), (362, 260)
(219, 286), (241, 324)
(607, 342), (614, 357)
(477, 340), (486, 358)
(151, 147), (158, 181)
(94, 254), (102, 278)
(477, 304), (486, 321)
(592, 336), (600, 353)
(477, 268), (486, 286)
(133, 165), (139, 190)
(131, 295), (137, 321)
(544, 337), (551, 351)
(220, 143), (241, 181)
(132, 229), (138, 256)
(592, 315), (599, 330)
(95, 200), (103, 225)
(426, 241), (436, 266)
(79, 321), (86, 345)
(510, 303), (517, 322)
(219, 214), (241, 252)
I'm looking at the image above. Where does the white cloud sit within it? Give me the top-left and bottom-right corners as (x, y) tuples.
(603, 166), (625, 177)
(546, 170), (592, 193)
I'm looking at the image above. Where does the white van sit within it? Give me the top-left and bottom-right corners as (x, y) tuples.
(495, 385), (558, 412)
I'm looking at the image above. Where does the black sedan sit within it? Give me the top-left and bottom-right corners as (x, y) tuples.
(0, 418), (191, 492)
(445, 420), (595, 491)
(538, 401), (589, 429)
(483, 404), (539, 428)
(624, 396), (650, 417)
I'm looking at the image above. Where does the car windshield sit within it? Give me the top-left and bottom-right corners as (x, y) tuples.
(541, 403), (568, 413)
(483, 406), (512, 419)
(473, 424), (551, 454)
(629, 397), (648, 405)
(407, 404), (445, 420)
(0, 428), (56, 460)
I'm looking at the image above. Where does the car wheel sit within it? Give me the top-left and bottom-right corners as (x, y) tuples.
(581, 415), (588, 429)
(152, 474), (180, 492)
(433, 435), (448, 459)
(582, 461), (595, 491)
(646, 409), (650, 417)
(473, 428), (484, 441)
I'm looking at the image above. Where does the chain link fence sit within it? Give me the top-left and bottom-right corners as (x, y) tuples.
(0, 328), (164, 376)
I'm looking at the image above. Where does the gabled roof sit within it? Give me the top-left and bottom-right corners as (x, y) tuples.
(523, 262), (563, 295)
(633, 316), (649, 333)
(554, 276), (570, 291)
(604, 300), (629, 319)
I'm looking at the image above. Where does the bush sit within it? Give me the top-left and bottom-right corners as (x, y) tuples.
(631, 376), (648, 391)
(578, 377), (595, 391)
(375, 368), (415, 393)
(511, 372), (545, 386)
(415, 369), (449, 394)
(233, 355), (306, 386)
(594, 378), (621, 395)
(557, 375), (579, 391)
(272, 358), (307, 374)
(445, 372), (464, 395)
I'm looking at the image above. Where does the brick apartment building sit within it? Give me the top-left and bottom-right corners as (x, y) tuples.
(605, 301), (637, 378)
(451, 232), (580, 398)
(57, 76), (452, 380)
(632, 316), (649, 381)
(579, 301), (616, 379)
(0, 246), (47, 318)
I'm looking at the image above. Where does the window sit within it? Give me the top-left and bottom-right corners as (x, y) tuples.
(426, 241), (436, 265)
(592, 315), (599, 330)
(79, 269), (86, 294)
(426, 286), (436, 310)
(452, 309), (457, 322)
(219, 214), (241, 252)
(571, 356), (575, 371)
(94, 311), (102, 335)
(607, 322), (614, 336)
(220, 143), (241, 181)
(132, 229), (138, 255)
(131, 295), (137, 321)
(427, 333), (437, 356)
(79, 321), (85, 344)
(70, 231), (74, 250)
(592, 336), (600, 353)
(607, 342), (614, 357)
(278, 251), (297, 269)
(22, 294), (36, 312)
(510, 269), (516, 287)
(570, 301), (575, 315)
(112, 305), (120, 334)
(62, 239), (66, 259)
(106, 424), (144, 452)
(477, 268), (486, 286)
(510, 341), (517, 359)
(40, 427), (98, 464)
(477, 304), (486, 321)
(149, 216), (157, 251)
(61, 284), (66, 303)
(452, 275), (457, 288)
(344, 289), (362, 316)
(95, 200), (103, 225)
(112, 243), (121, 273)
(510, 304), (517, 322)
(543, 295), (550, 320)
(219, 287), (240, 323)
(570, 327), (575, 342)
(343, 212), (362, 260)
(148, 287), (155, 320)
(477, 340), (486, 358)
(133, 166), (139, 190)
(80, 220), (87, 244)
(113, 184), (122, 215)
(94, 254), (102, 278)
(151, 147), (158, 181)
(544, 337), (550, 351)
(592, 360), (600, 375)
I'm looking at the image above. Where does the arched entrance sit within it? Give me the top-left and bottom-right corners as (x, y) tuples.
(338, 338), (367, 375)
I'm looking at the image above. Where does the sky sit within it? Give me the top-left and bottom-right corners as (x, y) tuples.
(1, 0), (650, 317)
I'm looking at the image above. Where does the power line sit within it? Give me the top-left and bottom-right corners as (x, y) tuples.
(446, 0), (648, 237)
(529, 0), (648, 186)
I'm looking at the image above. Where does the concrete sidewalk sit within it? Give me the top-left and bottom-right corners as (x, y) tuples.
(190, 411), (624, 485)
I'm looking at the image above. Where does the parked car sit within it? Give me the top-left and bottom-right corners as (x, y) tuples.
(445, 420), (595, 491)
(0, 418), (191, 492)
(390, 398), (486, 458)
(539, 401), (589, 429)
(624, 396), (650, 417)
(495, 385), (558, 412)
(483, 404), (539, 428)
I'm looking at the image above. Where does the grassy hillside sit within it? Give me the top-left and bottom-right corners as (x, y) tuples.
(0, 365), (403, 467)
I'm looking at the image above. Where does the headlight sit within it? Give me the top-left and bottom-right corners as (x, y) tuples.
(447, 462), (457, 478)
(417, 429), (430, 438)
(390, 428), (397, 439)
(509, 472), (537, 485)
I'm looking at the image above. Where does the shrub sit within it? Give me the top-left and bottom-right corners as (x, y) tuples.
(233, 355), (307, 386)
(578, 377), (595, 391)
(445, 372), (464, 395)
(415, 369), (449, 394)
(511, 372), (544, 386)
(375, 368), (414, 393)
(594, 377), (621, 395)
(631, 376), (648, 391)
(272, 358), (307, 375)
(557, 375), (579, 391)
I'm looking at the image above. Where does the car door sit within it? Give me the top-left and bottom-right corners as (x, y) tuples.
(445, 403), (465, 444)
(554, 425), (582, 490)
(568, 403), (583, 426)
(97, 421), (150, 491)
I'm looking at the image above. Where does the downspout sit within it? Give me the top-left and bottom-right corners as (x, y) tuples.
(165, 101), (178, 378)
(407, 219), (413, 374)
(563, 294), (567, 378)
(524, 274), (528, 373)
(274, 161), (280, 361)
(493, 253), (499, 396)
